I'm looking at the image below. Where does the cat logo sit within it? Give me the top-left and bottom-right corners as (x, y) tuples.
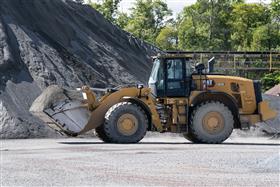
(203, 80), (215, 88)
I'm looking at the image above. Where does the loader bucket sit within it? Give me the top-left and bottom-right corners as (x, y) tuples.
(30, 85), (91, 136)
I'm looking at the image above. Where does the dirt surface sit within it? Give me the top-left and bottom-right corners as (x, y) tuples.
(1, 133), (279, 187)
(0, 0), (157, 138)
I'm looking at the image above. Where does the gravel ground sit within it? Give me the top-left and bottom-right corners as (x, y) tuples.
(1, 134), (279, 187)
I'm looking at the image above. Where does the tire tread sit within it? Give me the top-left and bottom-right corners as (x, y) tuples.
(187, 101), (234, 144)
(101, 102), (148, 143)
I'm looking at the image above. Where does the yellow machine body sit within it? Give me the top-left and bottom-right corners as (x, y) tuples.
(78, 75), (277, 134)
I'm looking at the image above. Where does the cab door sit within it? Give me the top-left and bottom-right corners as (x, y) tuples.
(165, 58), (187, 97)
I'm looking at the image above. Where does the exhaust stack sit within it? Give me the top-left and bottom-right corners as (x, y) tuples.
(208, 57), (215, 73)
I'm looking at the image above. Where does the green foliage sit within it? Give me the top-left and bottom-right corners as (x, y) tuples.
(271, 0), (280, 20)
(124, 0), (172, 44)
(261, 71), (280, 91)
(230, 3), (270, 51)
(89, 0), (280, 52)
(251, 24), (280, 50)
(89, 0), (121, 22)
(175, 1), (280, 52)
(115, 12), (130, 28)
(88, 0), (279, 51)
(270, 0), (280, 50)
(88, 0), (280, 51)
(178, 0), (238, 51)
(156, 26), (178, 50)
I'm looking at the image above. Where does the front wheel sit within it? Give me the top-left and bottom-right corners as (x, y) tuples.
(99, 102), (148, 143)
(185, 101), (234, 144)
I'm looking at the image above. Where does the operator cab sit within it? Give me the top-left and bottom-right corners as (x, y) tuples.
(149, 55), (194, 97)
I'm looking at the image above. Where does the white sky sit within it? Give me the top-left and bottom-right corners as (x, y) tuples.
(118, 0), (271, 15)
(88, 0), (272, 15)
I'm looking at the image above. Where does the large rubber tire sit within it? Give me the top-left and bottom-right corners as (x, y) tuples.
(182, 132), (197, 142)
(95, 125), (112, 143)
(185, 101), (234, 144)
(99, 102), (148, 143)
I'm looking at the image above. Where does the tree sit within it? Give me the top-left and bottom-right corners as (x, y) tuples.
(230, 3), (270, 50)
(251, 24), (280, 50)
(178, 0), (242, 51)
(156, 26), (178, 50)
(115, 12), (130, 29)
(270, 0), (280, 50)
(271, 0), (280, 22)
(124, 0), (172, 44)
(177, 3), (208, 50)
(89, 0), (121, 22)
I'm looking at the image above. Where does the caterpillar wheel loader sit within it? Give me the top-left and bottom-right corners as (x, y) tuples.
(30, 53), (277, 143)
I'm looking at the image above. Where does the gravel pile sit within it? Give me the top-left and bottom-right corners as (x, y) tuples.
(265, 84), (280, 96)
(257, 95), (280, 135)
(0, 0), (157, 138)
(231, 95), (280, 137)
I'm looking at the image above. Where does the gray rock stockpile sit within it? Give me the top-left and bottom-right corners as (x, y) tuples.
(0, 0), (157, 138)
(258, 95), (280, 135)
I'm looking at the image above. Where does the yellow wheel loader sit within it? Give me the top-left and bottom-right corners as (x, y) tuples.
(30, 53), (277, 143)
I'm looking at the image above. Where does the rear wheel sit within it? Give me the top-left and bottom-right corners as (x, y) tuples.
(184, 101), (234, 144)
(99, 102), (148, 143)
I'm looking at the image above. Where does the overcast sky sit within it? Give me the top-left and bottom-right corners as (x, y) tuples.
(115, 0), (272, 15)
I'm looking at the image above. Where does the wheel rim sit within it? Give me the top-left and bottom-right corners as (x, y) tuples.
(117, 113), (138, 136)
(202, 111), (225, 134)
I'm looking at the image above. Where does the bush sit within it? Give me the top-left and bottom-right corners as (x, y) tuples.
(261, 71), (280, 91)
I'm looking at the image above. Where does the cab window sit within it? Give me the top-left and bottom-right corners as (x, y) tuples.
(167, 59), (183, 79)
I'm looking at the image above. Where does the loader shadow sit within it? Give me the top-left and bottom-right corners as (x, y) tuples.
(142, 142), (280, 146)
(58, 142), (191, 145)
(222, 142), (280, 146)
(58, 142), (280, 146)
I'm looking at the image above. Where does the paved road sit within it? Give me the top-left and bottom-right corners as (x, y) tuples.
(1, 133), (279, 186)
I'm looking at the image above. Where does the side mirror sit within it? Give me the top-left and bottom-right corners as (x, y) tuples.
(137, 84), (144, 89)
(195, 63), (205, 74)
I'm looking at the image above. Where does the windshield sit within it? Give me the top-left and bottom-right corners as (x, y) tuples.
(149, 58), (160, 82)
(166, 59), (183, 79)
